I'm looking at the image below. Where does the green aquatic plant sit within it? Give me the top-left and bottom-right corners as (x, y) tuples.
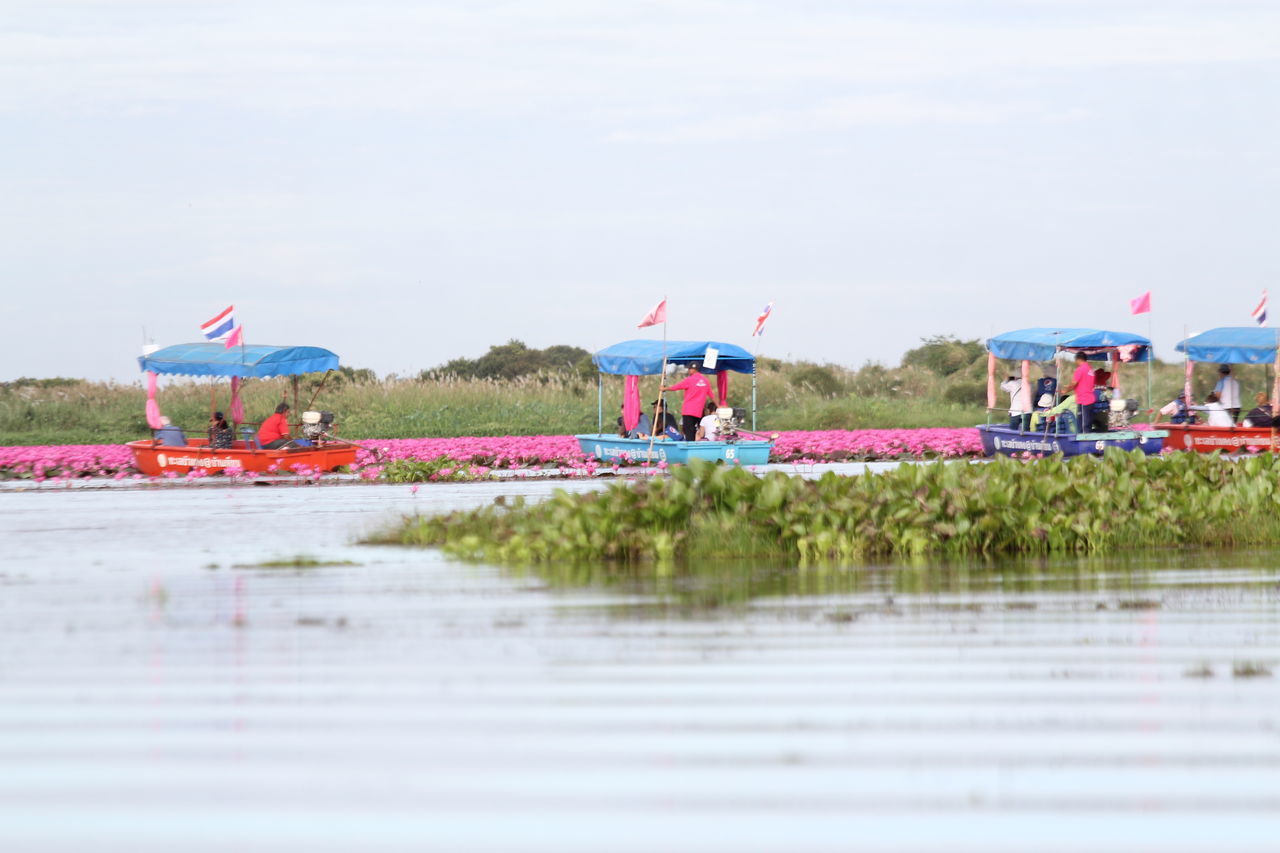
(369, 451), (1280, 567)
(233, 556), (361, 569)
(381, 456), (495, 483)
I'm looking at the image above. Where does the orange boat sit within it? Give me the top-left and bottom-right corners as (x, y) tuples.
(127, 437), (358, 476)
(1160, 424), (1278, 454)
(1162, 327), (1280, 454)
(132, 342), (360, 476)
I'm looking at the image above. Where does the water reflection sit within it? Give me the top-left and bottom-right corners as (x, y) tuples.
(517, 548), (1280, 614)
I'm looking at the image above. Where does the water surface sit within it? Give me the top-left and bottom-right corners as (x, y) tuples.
(2, 482), (1278, 851)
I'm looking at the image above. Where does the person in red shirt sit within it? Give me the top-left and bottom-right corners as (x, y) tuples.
(257, 402), (293, 449)
(663, 366), (715, 441)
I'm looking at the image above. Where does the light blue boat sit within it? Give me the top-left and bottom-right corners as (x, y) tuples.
(574, 434), (773, 466)
(577, 338), (774, 466)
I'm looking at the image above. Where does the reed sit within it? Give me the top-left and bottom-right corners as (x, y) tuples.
(0, 356), (1264, 445)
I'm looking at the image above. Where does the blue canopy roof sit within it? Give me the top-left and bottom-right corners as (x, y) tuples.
(986, 328), (1153, 362)
(1175, 327), (1280, 364)
(139, 343), (340, 378)
(593, 340), (755, 375)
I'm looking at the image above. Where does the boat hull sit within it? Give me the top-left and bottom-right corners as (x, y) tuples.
(128, 439), (359, 476)
(1160, 424), (1280, 454)
(976, 425), (1167, 458)
(575, 434), (773, 466)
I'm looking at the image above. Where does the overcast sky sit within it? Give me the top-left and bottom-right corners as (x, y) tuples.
(3, 0), (1278, 381)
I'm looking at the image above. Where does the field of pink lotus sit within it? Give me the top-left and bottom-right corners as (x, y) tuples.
(0, 429), (985, 483)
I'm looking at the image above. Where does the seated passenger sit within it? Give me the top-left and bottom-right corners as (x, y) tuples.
(1153, 392), (1197, 425)
(1191, 392), (1234, 427)
(1030, 393), (1078, 433)
(1243, 392), (1274, 428)
(257, 402), (293, 449)
(696, 400), (720, 441)
(650, 399), (680, 438)
(155, 416), (187, 447)
(208, 411), (234, 449)
(616, 404), (653, 439)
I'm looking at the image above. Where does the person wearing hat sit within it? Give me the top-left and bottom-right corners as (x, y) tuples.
(1213, 365), (1240, 422)
(663, 365), (716, 441)
(208, 411), (234, 449)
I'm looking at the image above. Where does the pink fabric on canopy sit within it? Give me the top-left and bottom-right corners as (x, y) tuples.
(230, 377), (245, 424)
(986, 354), (997, 409)
(145, 371), (164, 429)
(622, 375), (641, 432)
(716, 371), (728, 406)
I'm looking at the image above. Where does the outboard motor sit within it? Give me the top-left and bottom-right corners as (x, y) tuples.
(300, 411), (336, 441)
(1107, 399), (1140, 431)
(714, 407), (747, 441)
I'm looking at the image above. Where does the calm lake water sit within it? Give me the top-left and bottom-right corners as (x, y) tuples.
(2, 480), (1279, 851)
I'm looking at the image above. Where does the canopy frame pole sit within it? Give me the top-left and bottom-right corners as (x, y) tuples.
(1264, 324), (1274, 448)
(291, 376), (299, 425)
(1145, 314), (1153, 410)
(751, 369), (757, 432)
(596, 374), (603, 434)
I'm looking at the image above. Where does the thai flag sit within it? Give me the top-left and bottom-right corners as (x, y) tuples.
(1252, 291), (1268, 326)
(752, 301), (773, 336)
(201, 306), (237, 342)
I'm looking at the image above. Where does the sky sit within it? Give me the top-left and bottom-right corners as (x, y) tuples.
(3, 0), (1278, 381)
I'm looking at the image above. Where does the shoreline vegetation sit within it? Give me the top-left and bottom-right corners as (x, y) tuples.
(368, 452), (1280, 565)
(0, 337), (1241, 447)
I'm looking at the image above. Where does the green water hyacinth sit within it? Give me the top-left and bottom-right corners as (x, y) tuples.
(375, 451), (1280, 565)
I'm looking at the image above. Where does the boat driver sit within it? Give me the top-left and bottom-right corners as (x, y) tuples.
(257, 402), (293, 449)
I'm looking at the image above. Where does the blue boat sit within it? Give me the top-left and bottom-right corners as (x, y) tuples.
(980, 328), (1166, 457)
(575, 339), (774, 465)
(976, 425), (1167, 458)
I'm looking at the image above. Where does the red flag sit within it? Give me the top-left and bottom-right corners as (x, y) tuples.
(637, 299), (667, 328)
(1129, 291), (1151, 315)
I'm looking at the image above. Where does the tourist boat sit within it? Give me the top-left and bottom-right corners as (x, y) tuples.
(977, 328), (1167, 457)
(1162, 327), (1280, 454)
(575, 339), (774, 466)
(128, 343), (359, 476)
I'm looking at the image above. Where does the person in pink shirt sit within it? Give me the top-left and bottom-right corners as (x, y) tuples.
(1064, 352), (1097, 433)
(663, 365), (715, 441)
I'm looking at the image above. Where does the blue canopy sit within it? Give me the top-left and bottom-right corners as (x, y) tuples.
(139, 343), (340, 378)
(986, 328), (1153, 362)
(1175, 327), (1280, 364)
(593, 340), (755, 375)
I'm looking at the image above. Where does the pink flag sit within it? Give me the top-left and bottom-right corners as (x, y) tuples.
(1129, 291), (1151, 315)
(622, 376), (641, 432)
(637, 299), (667, 328)
(224, 325), (244, 349)
(145, 371), (164, 429)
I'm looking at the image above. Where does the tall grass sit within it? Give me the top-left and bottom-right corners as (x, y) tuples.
(1, 356), (1269, 445)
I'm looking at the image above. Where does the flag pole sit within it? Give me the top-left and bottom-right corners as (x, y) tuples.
(646, 295), (669, 464)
